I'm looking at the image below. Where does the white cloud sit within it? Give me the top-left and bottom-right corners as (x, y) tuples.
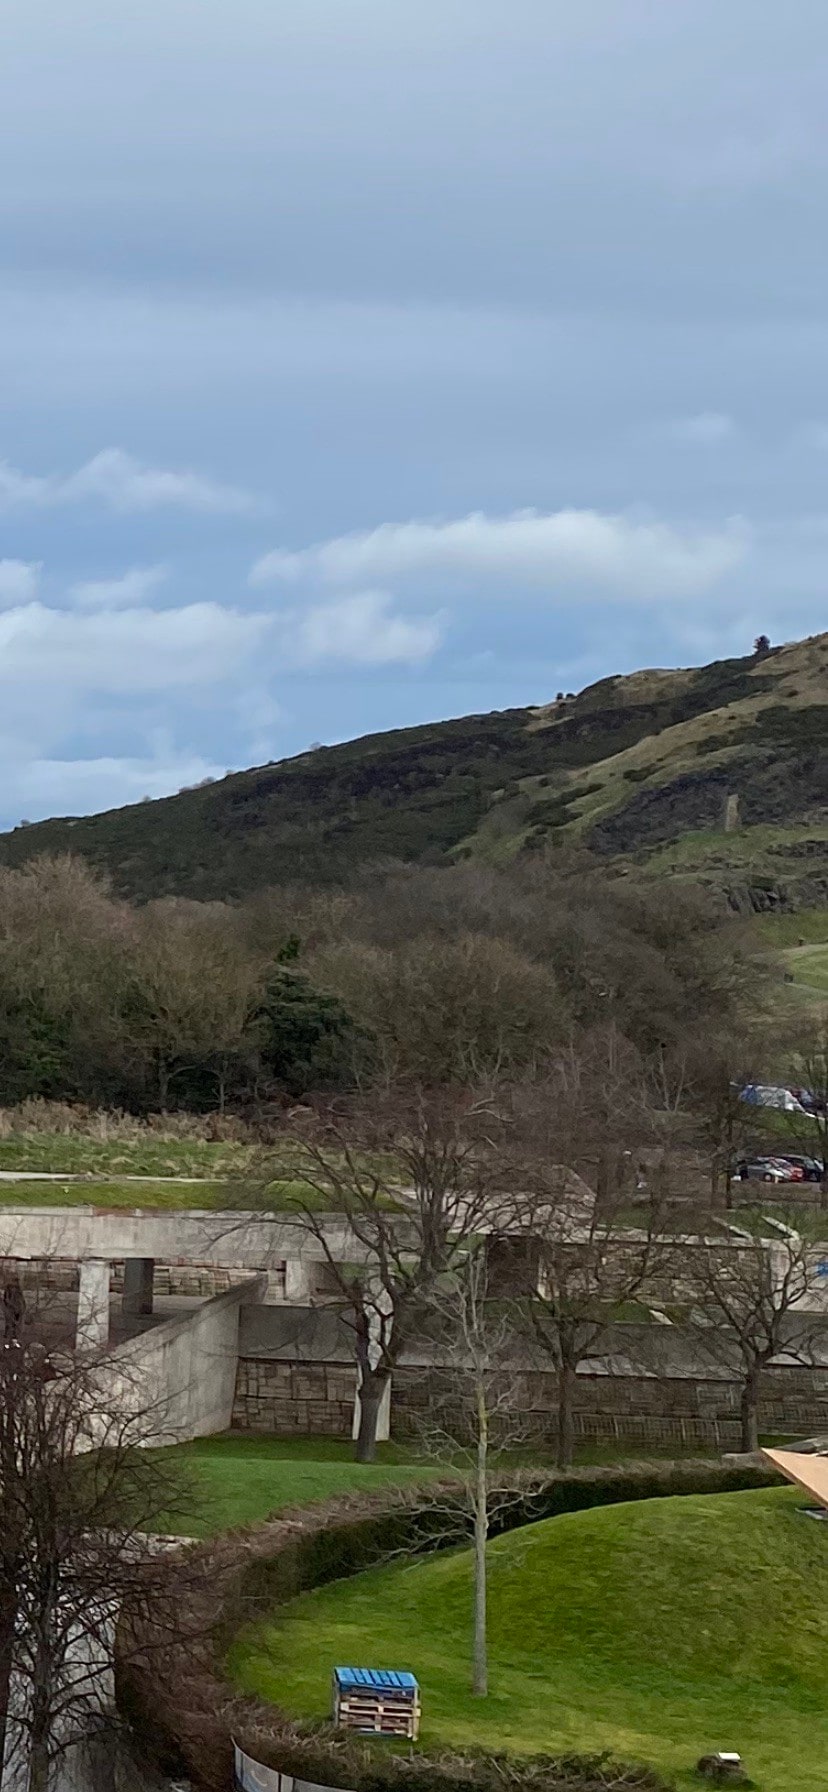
(286, 589), (442, 667)
(670, 412), (735, 444)
(251, 507), (747, 601)
(12, 750), (227, 821)
(0, 559), (40, 606)
(0, 600), (270, 696)
(70, 564), (169, 608)
(0, 448), (257, 515)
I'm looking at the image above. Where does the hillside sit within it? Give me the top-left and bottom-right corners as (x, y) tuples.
(2, 632), (826, 908)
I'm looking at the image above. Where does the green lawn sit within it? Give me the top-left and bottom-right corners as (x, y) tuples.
(157, 1435), (444, 1536)
(0, 1177), (339, 1212)
(229, 1485), (828, 1792)
(785, 942), (828, 998)
(755, 909), (828, 948)
(0, 1133), (254, 1177)
(159, 1436), (753, 1539)
(0, 1178), (232, 1210)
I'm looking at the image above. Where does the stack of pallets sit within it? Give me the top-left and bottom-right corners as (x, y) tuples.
(332, 1667), (421, 1740)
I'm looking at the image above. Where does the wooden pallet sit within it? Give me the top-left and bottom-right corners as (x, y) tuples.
(335, 1693), (421, 1739)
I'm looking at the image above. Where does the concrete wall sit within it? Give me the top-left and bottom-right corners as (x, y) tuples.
(0, 1209), (370, 1316)
(100, 1276), (266, 1445)
(0, 1207), (370, 1276)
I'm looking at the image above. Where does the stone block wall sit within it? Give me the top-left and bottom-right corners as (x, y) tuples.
(233, 1358), (356, 1435)
(231, 1356), (828, 1448)
(0, 1256), (270, 1299)
(392, 1362), (828, 1451)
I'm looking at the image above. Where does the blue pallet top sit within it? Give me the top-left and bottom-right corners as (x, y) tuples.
(335, 1667), (418, 1692)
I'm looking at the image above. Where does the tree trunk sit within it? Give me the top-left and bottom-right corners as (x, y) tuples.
(556, 1363), (575, 1470)
(595, 1150), (609, 1211)
(28, 1732), (50, 1792)
(740, 1365), (761, 1453)
(355, 1368), (385, 1463)
(472, 1383), (488, 1697)
(0, 1585), (18, 1772)
(157, 1055), (170, 1113)
(27, 1598), (59, 1792)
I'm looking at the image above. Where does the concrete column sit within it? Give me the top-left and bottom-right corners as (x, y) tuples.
(76, 1259), (110, 1353)
(352, 1372), (391, 1443)
(122, 1257), (154, 1318)
(284, 1256), (313, 1303)
(351, 1285), (392, 1443)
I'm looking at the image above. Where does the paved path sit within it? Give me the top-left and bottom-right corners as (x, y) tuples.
(0, 1170), (211, 1183)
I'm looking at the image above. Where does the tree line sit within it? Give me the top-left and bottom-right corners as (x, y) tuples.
(0, 848), (775, 1114)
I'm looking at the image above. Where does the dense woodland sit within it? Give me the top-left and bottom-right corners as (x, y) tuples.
(0, 849), (785, 1119)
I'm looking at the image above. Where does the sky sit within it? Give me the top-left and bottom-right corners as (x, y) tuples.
(2, 0), (827, 826)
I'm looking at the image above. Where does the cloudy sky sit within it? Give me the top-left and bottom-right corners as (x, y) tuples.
(2, 0), (827, 825)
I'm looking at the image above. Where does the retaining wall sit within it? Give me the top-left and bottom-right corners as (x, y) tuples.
(102, 1276), (266, 1444)
(232, 1355), (828, 1449)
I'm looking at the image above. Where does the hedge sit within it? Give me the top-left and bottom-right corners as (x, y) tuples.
(118, 1457), (781, 1792)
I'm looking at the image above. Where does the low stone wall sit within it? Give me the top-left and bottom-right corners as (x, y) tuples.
(232, 1355), (828, 1449)
(233, 1357), (356, 1435)
(393, 1362), (828, 1451)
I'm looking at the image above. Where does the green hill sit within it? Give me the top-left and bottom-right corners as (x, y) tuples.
(230, 1485), (828, 1792)
(2, 632), (826, 908)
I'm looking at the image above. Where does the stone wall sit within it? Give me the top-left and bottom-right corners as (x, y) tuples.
(232, 1354), (828, 1448)
(233, 1357), (356, 1435)
(0, 1255), (268, 1298)
(392, 1362), (828, 1451)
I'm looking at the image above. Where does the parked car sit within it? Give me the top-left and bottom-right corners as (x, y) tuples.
(740, 1083), (820, 1115)
(737, 1156), (805, 1183)
(771, 1153), (826, 1183)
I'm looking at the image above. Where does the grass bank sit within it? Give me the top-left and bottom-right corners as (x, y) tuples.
(230, 1484), (825, 1792)
(157, 1435), (444, 1536)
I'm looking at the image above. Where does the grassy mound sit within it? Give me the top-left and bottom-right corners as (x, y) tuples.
(230, 1486), (828, 1792)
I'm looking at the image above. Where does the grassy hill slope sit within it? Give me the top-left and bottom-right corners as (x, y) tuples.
(2, 633), (826, 907)
(230, 1484), (827, 1792)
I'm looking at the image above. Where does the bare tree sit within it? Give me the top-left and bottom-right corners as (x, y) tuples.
(687, 1035), (767, 1209)
(504, 1049), (673, 1468)
(127, 899), (259, 1110)
(252, 1087), (510, 1462)
(514, 1171), (668, 1470)
(690, 1218), (824, 1453)
(403, 1246), (530, 1697)
(0, 1335), (193, 1791)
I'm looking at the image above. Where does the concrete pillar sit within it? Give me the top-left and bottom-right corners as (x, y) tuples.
(122, 1257), (154, 1318)
(351, 1285), (392, 1443)
(352, 1372), (391, 1444)
(76, 1259), (110, 1353)
(284, 1256), (313, 1303)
